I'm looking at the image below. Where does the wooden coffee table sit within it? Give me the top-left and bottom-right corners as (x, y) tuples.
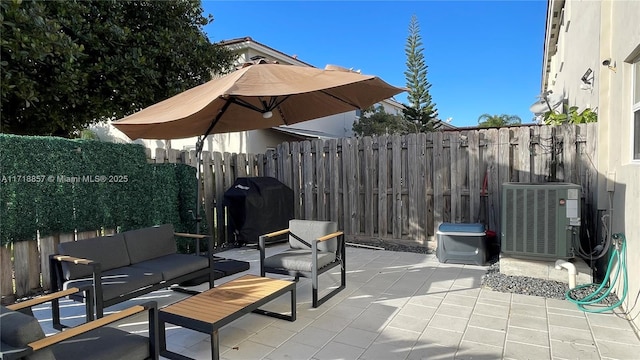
(159, 274), (296, 360)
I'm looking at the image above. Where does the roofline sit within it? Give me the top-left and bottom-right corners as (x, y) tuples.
(541, 0), (565, 91)
(218, 37), (315, 68)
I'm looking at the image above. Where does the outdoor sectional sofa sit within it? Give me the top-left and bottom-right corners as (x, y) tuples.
(49, 224), (213, 325)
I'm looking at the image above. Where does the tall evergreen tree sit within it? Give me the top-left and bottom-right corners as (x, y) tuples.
(403, 15), (440, 132)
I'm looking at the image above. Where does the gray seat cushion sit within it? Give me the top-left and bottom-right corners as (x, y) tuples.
(123, 224), (177, 263)
(57, 233), (130, 280)
(63, 267), (162, 302)
(51, 326), (150, 360)
(263, 249), (337, 272)
(131, 254), (209, 281)
(0, 306), (55, 360)
(288, 220), (338, 252)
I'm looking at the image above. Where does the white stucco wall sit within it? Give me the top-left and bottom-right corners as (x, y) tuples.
(546, 0), (601, 112)
(601, 0), (640, 333)
(545, 0), (640, 332)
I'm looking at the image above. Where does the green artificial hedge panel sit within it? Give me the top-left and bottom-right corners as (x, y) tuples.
(147, 163), (207, 254)
(0, 135), (199, 247)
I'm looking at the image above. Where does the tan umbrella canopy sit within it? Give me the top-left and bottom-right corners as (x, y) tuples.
(112, 62), (405, 143)
(112, 62), (404, 239)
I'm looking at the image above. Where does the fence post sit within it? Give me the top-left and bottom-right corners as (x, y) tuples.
(13, 240), (40, 297)
(39, 234), (59, 290)
(0, 244), (13, 303)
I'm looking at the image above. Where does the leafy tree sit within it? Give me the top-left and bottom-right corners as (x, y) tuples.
(477, 114), (522, 128)
(403, 15), (440, 132)
(1, 0), (236, 137)
(543, 106), (597, 125)
(353, 105), (407, 137)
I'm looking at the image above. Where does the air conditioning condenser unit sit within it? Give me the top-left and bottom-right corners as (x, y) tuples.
(501, 182), (581, 259)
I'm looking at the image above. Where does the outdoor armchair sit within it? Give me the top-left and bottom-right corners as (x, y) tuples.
(259, 220), (346, 307)
(0, 289), (159, 360)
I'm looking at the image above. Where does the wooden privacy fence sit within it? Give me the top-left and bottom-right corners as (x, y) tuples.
(155, 123), (597, 249)
(1, 123), (596, 302)
(1, 229), (114, 302)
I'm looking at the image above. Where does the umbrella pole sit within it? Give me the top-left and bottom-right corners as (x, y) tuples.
(193, 99), (233, 255)
(195, 137), (203, 255)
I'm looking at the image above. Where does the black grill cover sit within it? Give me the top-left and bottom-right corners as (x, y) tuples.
(223, 177), (294, 245)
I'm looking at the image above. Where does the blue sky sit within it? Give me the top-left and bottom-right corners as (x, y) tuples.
(202, 1), (547, 128)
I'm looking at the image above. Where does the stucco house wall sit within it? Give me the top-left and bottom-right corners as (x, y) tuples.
(543, 0), (640, 333)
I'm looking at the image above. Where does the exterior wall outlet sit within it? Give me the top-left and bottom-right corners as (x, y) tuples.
(606, 171), (616, 192)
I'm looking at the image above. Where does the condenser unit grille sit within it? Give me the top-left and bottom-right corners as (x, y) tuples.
(501, 183), (580, 259)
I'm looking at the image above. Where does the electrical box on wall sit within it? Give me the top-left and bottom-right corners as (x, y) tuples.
(501, 182), (581, 259)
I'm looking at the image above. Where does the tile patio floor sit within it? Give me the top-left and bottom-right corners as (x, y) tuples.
(32, 244), (639, 359)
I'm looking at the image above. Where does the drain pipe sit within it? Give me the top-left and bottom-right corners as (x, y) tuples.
(555, 260), (577, 289)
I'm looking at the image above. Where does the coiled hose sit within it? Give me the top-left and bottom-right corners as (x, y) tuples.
(565, 233), (628, 313)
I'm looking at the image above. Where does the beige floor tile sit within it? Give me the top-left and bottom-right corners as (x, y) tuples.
(407, 343), (457, 360)
(506, 326), (549, 347)
(310, 312), (353, 332)
(388, 313), (430, 333)
(548, 312), (590, 329)
(218, 325), (254, 348)
(375, 325), (421, 345)
(418, 327), (463, 348)
(220, 339), (275, 360)
(427, 314), (469, 333)
(334, 326), (379, 349)
(455, 341), (503, 359)
(508, 314), (549, 331)
(350, 312), (394, 333)
(512, 293), (547, 306)
(468, 313), (508, 331)
(250, 325), (297, 347)
(550, 339), (600, 359)
(503, 341), (550, 359)
(397, 303), (437, 319)
(549, 325), (595, 346)
(434, 303), (474, 319)
(590, 324), (640, 344)
(441, 293), (478, 307)
(597, 339), (640, 359)
(264, 340), (318, 360)
(359, 341), (412, 360)
(510, 302), (547, 318)
(462, 326), (506, 348)
(288, 325), (336, 348)
(407, 294), (444, 308)
(587, 311), (637, 329)
(477, 288), (512, 303)
(473, 302), (510, 318)
(313, 341), (365, 360)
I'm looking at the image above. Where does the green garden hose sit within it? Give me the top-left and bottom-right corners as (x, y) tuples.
(565, 233), (628, 313)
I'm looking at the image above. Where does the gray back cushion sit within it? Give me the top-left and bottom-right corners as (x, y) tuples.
(124, 224), (176, 263)
(288, 220), (338, 252)
(58, 234), (129, 280)
(0, 306), (55, 360)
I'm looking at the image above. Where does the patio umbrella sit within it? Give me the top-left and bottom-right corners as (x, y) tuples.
(113, 62), (405, 238)
(113, 62), (404, 141)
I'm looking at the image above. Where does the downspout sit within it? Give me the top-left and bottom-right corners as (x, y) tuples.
(555, 259), (577, 289)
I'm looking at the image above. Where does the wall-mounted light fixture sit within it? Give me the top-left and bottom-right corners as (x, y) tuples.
(602, 58), (617, 73)
(581, 68), (593, 84)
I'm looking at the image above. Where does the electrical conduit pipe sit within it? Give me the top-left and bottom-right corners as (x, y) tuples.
(555, 259), (577, 289)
